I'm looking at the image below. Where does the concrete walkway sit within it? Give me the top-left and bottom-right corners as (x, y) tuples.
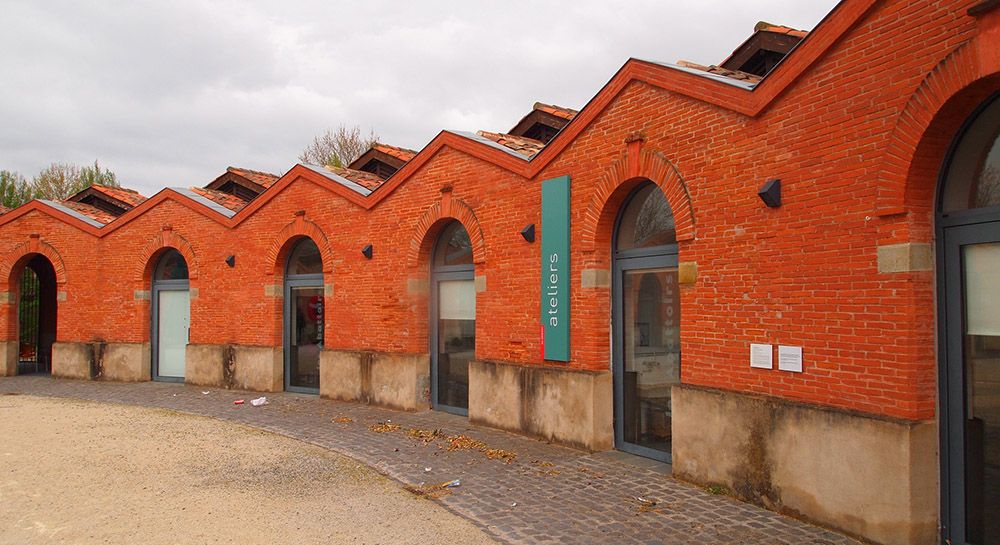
(0, 376), (858, 545)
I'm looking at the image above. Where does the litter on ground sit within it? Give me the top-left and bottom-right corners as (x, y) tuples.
(369, 421), (401, 433)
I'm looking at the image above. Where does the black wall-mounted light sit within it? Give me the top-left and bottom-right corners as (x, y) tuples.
(361, 244), (373, 259)
(520, 224), (536, 243)
(758, 179), (781, 208)
(225, 255), (236, 267)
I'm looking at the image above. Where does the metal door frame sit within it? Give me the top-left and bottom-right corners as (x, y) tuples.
(612, 252), (678, 462)
(283, 273), (324, 394)
(938, 217), (1000, 544)
(611, 182), (679, 463)
(430, 266), (474, 416)
(151, 278), (189, 382)
(935, 89), (1000, 544)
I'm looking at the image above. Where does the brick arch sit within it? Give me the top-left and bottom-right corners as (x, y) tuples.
(875, 40), (1000, 214)
(265, 215), (335, 277)
(135, 229), (199, 284)
(580, 147), (695, 254)
(0, 237), (68, 290)
(406, 195), (486, 270)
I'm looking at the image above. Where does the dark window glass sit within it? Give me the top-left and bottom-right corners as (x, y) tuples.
(943, 95), (1000, 212)
(621, 268), (680, 456)
(287, 238), (322, 276)
(962, 242), (1000, 544)
(616, 183), (676, 251)
(154, 249), (188, 281)
(288, 286), (323, 389)
(434, 222), (473, 267)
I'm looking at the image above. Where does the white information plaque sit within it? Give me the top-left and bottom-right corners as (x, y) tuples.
(778, 345), (803, 373)
(750, 343), (773, 369)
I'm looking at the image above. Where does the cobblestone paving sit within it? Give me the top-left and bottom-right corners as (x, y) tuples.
(0, 376), (859, 545)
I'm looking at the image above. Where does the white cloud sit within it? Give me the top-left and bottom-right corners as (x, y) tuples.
(0, 0), (836, 196)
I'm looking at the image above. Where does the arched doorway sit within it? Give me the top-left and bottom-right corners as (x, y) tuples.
(284, 238), (324, 393)
(939, 91), (1000, 545)
(612, 182), (679, 462)
(151, 249), (190, 381)
(430, 221), (475, 415)
(16, 255), (57, 375)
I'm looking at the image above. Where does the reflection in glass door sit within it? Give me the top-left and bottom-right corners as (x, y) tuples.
(939, 91), (1000, 545)
(945, 226), (1000, 545)
(287, 285), (323, 391)
(435, 278), (475, 412)
(283, 238), (324, 394)
(613, 182), (679, 462)
(431, 221), (475, 415)
(620, 267), (680, 457)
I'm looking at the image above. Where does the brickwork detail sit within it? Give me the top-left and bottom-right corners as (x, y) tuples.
(580, 146), (695, 255)
(0, 236), (68, 290)
(0, 0), (995, 422)
(264, 214), (335, 276)
(406, 194), (487, 269)
(876, 41), (985, 216)
(135, 228), (200, 283)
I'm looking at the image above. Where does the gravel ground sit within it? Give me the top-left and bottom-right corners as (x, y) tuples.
(0, 395), (498, 545)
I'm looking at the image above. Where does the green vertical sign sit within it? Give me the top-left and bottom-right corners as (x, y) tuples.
(541, 175), (570, 361)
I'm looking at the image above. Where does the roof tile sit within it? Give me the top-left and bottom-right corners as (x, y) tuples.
(319, 165), (387, 191)
(58, 200), (117, 225)
(227, 167), (281, 188)
(533, 102), (578, 121)
(372, 143), (418, 163)
(675, 60), (764, 84)
(189, 187), (251, 213)
(476, 131), (546, 158)
(754, 22), (809, 38)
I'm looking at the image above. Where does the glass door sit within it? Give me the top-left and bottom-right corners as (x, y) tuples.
(285, 283), (324, 393)
(614, 259), (680, 462)
(156, 289), (190, 379)
(432, 274), (474, 414)
(151, 249), (189, 382)
(944, 222), (1000, 545)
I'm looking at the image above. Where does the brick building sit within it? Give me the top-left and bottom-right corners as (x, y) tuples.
(1, 1), (999, 544)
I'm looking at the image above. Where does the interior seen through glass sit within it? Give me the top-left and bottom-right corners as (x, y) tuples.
(622, 267), (680, 455)
(435, 222), (473, 266)
(287, 238), (322, 275)
(154, 249), (188, 281)
(943, 95), (1000, 212)
(616, 183), (676, 251)
(437, 278), (474, 410)
(963, 242), (1000, 545)
(289, 286), (323, 389)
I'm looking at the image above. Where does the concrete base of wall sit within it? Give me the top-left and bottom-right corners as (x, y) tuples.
(51, 341), (151, 381)
(52, 342), (91, 379)
(671, 385), (938, 545)
(0, 340), (16, 376)
(231, 345), (282, 391)
(185, 344), (282, 391)
(468, 360), (613, 451)
(101, 343), (150, 381)
(185, 344), (223, 386)
(320, 350), (430, 411)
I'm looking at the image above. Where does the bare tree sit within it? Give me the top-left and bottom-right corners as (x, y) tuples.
(299, 124), (379, 168)
(31, 160), (120, 201)
(977, 164), (999, 207)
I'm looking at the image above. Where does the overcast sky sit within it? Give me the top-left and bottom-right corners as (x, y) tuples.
(0, 1), (837, 196)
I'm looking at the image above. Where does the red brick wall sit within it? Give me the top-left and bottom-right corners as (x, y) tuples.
(1, 0), (996, 421)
